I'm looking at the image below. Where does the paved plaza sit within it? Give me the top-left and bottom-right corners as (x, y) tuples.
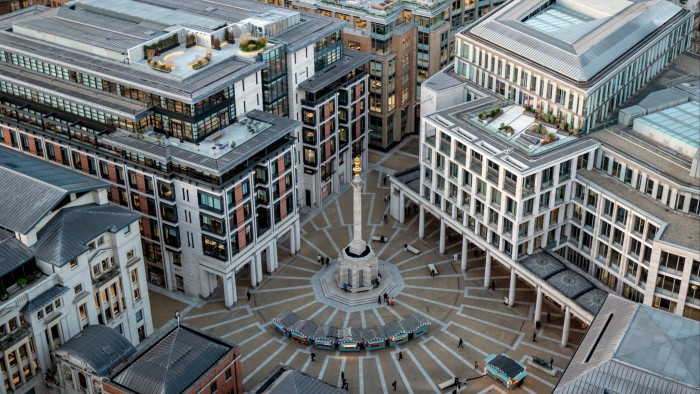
(149, 137), (584, 393)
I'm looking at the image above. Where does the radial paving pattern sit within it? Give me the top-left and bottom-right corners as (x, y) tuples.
(164, 138), (585, 393)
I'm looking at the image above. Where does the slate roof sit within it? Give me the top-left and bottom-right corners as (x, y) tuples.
(110, 324), (235, 394)
(55, 325), (136, 377)
(0, 146), (107, 234)
(462, 0), (688, 84)
(555, 295), (700, 394)
(0, 229), (34, 277)
(252, 365), (347, 394)
(34, 204), (139, 267)
(21, 284), (69, 314)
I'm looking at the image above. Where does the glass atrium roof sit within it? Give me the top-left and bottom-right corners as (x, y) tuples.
(523, 4), (606, 43)
(636, 101), (700, 148)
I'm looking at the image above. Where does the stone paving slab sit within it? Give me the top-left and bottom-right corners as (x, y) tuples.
(147, 137), (581, 393)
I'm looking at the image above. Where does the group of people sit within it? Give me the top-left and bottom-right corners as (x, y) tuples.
(379, 292), (396, 306)
(317, 254), (331, 266)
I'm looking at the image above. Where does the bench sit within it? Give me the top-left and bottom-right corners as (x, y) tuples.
(527, 356), (557, 376)
(428, 263), (438, 277)
(372, 236), (388, 243)
(404, 244), (420, 255)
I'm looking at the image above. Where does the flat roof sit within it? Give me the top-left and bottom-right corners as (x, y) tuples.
(635, 101), (700, 148)
(101, 109), (299, 175)
(461, 0), (688, 83)
(426, 93), (599, 173)
(577, 169), (699, 250)
(297, 48), (372, 93)
(0, 0), (344, 103)
(590, 126), (698, 187)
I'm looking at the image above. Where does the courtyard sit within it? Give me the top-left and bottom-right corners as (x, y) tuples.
(148, 137), (583, 393)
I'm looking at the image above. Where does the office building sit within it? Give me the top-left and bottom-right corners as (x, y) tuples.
(0, 0), (370, 303)
(453, 0), (694, 132)
(0, 146), (152, 394)
(390, 68), (699, 349)
(267, 0), (506, 150)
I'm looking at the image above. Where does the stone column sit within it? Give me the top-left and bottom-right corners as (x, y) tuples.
(250, 258), (258, 288)
(483, 250), (491, 288)
(461, 235), (468, 271)
(294, 221), (301, 254)
(255, 252), (263, 284)
(289, 225), (296, 255)
(224, 274), (236, 308)
(561, 306), (571, 347)
(266, 244), (274, 274)
(349, 157), (366, 255)
(534, 286), (543, 326)
(439, 219), (446, 254)
(399, 191), (405, 223)
(508, 267), (516, 308)
(419, 205), (425, 239)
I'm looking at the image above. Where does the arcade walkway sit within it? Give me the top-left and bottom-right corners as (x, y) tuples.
(148, 137), (582, 393)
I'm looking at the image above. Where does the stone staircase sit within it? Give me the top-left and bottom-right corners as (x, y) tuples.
(319, 273), (398, 307)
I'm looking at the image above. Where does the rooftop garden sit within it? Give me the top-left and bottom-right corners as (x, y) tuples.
(239, 34), (267, 52)
(463, 104), (579, 153)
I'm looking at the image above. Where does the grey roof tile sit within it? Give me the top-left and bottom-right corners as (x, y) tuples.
(463, 0), (687, 84)
(21, 284), (69, 314)
(555, 295), (700, 394)
(252, 365), (347, 394)
(0, 146), (107, 234)
(55, 325), (136, 376)
(110, 324), (235, 394)
(0, 229), (34, 277)
(34, 204), (139, 266)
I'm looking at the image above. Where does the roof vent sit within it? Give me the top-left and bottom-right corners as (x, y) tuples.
(102, 345), (115, 356)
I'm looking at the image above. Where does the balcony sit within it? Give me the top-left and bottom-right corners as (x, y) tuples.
(504, 179), (517, 195)
(487, 169), (499, 184)
(454, 150), (466, 165)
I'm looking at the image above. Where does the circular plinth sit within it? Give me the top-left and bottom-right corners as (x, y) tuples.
(311, 261), (405, 312)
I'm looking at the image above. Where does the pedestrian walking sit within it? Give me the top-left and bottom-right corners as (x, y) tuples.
(383, 214), (388, 224)
(454, 253), (458, 261)
(326, 256), (330, 266)
(390, 298), (395, 307)
(383, 175), (387, 186)
(536, 320), (541, 330)
(310, 352), (316, 362)
(342, 378), (348, 390)
(474, 361), (478, 370)
(341, 371), (345, 380)
(549, 357), (554, 368)
(458, 338), (464, 348)
(380, 235), (385, 244)
(318, 254), (322, 264)
(384, 194), (388, 203)
(378, 295), (382, 304)
(404, 244), (408, 252)
(547, 312), (551, 323)
(491, 280), (496, 290)
(398, 351), (403, 361)
(504, 296), (509, 305)
(532, 331), (537, 342)
(246, 290), (251, 301)
(392, 380), (397, 391)
(384, 292), (388, 302)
